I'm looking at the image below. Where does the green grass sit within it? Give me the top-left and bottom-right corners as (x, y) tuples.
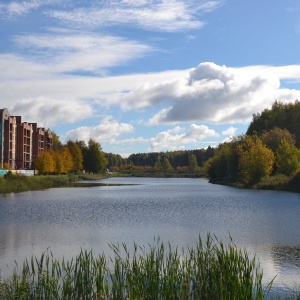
(253, 174), (291, 191)
(0, 174), (79, 194)
(0, 234), (274, 300)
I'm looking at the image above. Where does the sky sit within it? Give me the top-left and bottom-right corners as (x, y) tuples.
(1, 0), (300, 157)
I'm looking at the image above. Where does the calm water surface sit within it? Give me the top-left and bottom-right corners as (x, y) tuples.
(0, 177), (300, 295)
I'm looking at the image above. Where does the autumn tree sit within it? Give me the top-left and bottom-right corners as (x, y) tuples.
(35, 150), (55, 174)
(154, 155), (162, 171)
(275, 139), (300, 175)
(67, 140), (83, 173)
(162, 157), (173, 171)
(260, 127), (296, 152)
(247, 100), (300, 146)
(188, 154), (199, 174)
(52, 132), (62, 151)
(237, 135), (274, 184)
(57, 146), (73, 173)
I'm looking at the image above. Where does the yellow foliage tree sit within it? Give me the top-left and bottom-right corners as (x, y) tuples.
(276, 139), (300, 175)
(35, 150), (55, 174)
(67, 140), (83, 173)
(237, 135), (275, 184)
(55, 146), (74, 174)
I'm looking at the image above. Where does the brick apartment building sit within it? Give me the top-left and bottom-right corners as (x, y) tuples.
(0, 108), (53, 170)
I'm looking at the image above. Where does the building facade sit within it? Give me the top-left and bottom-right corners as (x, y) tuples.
(0, 108), (53, 169)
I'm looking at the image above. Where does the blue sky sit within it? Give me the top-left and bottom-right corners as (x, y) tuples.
(1, 0), (300, 156)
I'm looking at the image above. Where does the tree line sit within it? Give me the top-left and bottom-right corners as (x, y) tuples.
(34, 138), (216, 175)
(35, 100), (300, 180)
(35, 139), (107, 175)
(205, 100), (300, 186)
(106, 148), (215, 174)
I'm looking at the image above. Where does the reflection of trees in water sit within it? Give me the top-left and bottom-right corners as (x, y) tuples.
(271, 245), (300, 268)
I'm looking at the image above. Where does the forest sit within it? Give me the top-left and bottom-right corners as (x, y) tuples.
(31, 135), (215, 176)
(205, 100), (300, 191)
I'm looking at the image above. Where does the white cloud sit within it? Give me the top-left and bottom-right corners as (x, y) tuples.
(8, 32), (153, 77)
(128, 62), (300, 125)
(0, 0), (60, 18)
(150, 124), (218, 152)
(0, 68), (188, 133)
(222, 126), (237, 136)
(10, 96), (93, 126)
(48, 0), (222, 32)
(3, 60), (300, 133)
(65, 116), (133, 143)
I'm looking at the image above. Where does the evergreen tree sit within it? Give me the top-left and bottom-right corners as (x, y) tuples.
(84, 139), (108, 174)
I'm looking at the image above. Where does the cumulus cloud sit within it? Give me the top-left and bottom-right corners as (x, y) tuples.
(48, 0), (222, 32)
(125, 62), (300, 125)
(150, 124), (218, 152)
(10, 97), (93, 126)
(222, 126), (237, 136)
(65, 116), (133, 143)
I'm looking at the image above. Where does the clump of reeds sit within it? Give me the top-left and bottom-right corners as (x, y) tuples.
(0, 174), (78, 194)
(0, 234), (271, 299)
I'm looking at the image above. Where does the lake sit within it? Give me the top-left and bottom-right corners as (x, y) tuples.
(0, 177), (300, 296)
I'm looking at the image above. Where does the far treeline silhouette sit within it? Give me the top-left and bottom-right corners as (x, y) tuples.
(205, 100), (300, 191)
(33, 137), (215, 175)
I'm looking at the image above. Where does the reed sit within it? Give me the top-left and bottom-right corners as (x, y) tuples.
(0, 174), (78, 194)
(0, 235), (274, 299)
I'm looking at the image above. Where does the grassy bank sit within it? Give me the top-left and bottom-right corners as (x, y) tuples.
(0, 174), (79, 194)
(210, 173), (300, 194)
(0, 235), (272, 300)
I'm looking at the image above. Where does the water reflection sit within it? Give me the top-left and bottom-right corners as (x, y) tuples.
(272, 245), (300, 268)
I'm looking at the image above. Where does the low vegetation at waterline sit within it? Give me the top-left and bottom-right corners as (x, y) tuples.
(0, 235), (274, 300)
(0, 173), (79, 194)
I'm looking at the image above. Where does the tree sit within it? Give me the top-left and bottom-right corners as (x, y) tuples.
(247, 100), (300, 147)
(205, 137), (243, 183)
(154, 155), (162, 171)
(275, 139), (300, 175)
(162, 157), (173, 171)
(35, 150), (55, 174)
(84, 139), (108, 174)
(188, 154), (199, 174)
(260, 127), (296, 152)
(67, 140), (83, 173)
(60, 146), (74, 173)
(237, 135), (275, 184)
(52, 132), (62, 151)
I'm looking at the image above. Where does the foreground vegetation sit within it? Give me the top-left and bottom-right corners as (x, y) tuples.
(0, 173), (79, 194)
(0, 235), (274, 300)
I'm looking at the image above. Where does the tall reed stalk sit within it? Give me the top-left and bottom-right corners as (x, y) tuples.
(0, 234), (272, 299)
